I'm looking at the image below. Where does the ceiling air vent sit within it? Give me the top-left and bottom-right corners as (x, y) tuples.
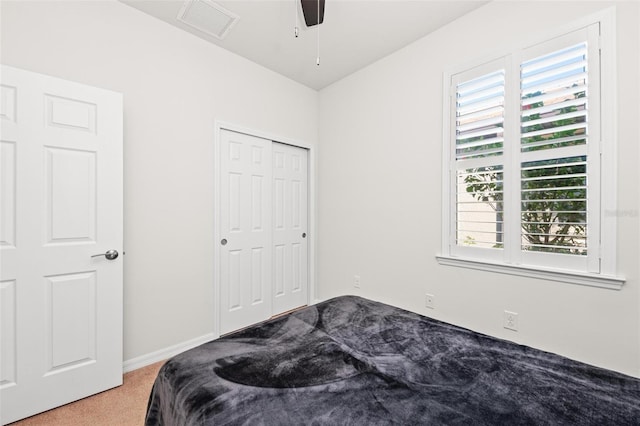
(177, 0), (239, 40)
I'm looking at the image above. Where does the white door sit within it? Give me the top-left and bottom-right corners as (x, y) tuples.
(219, 130), (272, 334)
(0, 65), (123, 424)
(218, 131), (309, 334)
(272, 143), (308, 314)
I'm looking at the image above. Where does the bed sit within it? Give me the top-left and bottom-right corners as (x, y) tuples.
(145, 295), (640, 425)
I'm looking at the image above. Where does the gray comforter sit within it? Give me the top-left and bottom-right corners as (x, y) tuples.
(145, 295), (640, 425)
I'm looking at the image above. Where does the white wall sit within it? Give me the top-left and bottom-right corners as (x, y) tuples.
(0, 0), (318, 361)
(3, 0), (638, 378)
(318, 1), (640, 377)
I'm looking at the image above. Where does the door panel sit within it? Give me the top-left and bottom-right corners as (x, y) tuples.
(46, 272), (97, 371)
(272, 143), (308, 314)
(0, 65), (123, 424)
(0, 141), (16, 249)
(45, 147), (97, 243)
(0, 280), (16, 388)
(219, 130), (272, 334)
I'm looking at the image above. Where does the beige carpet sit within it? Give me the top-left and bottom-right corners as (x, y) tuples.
(10, 361), (165, 426)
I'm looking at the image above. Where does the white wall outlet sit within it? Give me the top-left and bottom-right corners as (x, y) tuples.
(353, 275), (361, 289)
(425, 293), (435, 309)
(504, 310), (518, 331)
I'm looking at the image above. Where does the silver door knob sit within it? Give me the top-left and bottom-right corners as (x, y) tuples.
(92, 249), (119, 260)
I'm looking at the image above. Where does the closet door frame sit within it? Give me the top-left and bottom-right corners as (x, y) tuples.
(213, 121), (316, 338)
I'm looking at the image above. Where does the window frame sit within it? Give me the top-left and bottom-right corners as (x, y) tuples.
(437, 8), (624, 289)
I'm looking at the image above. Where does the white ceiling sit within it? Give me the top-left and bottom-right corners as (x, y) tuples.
(120, 0), (488, 90)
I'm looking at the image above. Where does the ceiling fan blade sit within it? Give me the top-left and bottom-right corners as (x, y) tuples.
(301, 0), (325, 27)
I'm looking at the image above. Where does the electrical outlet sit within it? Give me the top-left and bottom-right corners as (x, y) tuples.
(504, 310), (518, 331)
(425, 293), (435, 309)
(353, 275), (361, 289)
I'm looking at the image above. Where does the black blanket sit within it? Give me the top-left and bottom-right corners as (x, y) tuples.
(145, 295), (640, 425)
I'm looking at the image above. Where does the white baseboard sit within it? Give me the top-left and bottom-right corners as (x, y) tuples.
(123, 333), (216, 373)
(123, 300), (329, 374)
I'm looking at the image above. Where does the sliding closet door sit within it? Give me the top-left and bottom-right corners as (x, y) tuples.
(218, 130), (309, 334)
(219, 130), (272, 334)
(272, 143), (308, 314)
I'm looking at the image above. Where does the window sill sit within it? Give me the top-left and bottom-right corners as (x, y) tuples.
(435, 255), (625, 290)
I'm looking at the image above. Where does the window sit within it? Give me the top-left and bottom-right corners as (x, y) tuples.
(439, 16), (622, 288)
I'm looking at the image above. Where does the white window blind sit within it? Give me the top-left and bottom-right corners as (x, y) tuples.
(455, 69), (505, 251)
(520, 42), (589, 257)
(456, 70), (505, 160)
(443, 22), (611, 278)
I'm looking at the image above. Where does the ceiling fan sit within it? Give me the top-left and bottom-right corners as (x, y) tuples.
(296, 0), (325, 65)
